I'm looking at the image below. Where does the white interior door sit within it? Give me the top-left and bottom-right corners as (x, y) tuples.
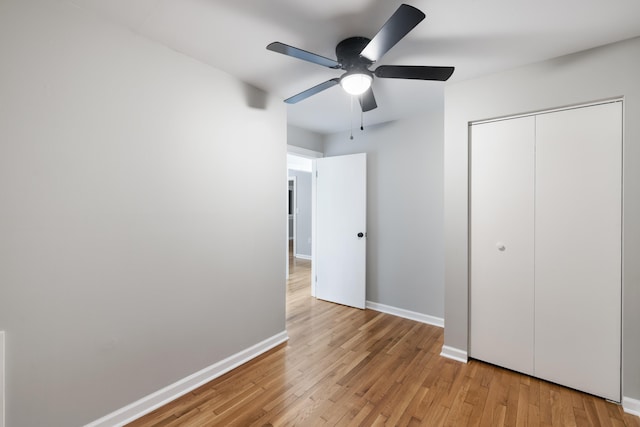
(534, 102), (622, 401)
(314, 153), (366, 309)
(470, 117), (536, 375)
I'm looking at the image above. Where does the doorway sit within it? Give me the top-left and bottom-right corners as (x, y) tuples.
(286, 147), (320, 285)
(286, 148), (368, 310)
(288, 176), (296, 261)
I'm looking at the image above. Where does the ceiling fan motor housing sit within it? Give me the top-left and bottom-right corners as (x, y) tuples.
(336, 37), (373, 72)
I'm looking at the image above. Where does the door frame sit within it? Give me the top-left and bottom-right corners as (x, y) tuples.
(286, 145), (323, 282)
(311, 160), (317, 296)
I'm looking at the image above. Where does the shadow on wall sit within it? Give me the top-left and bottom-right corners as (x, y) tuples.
(243, 83), (269, 109)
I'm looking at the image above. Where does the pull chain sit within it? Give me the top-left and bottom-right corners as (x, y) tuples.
(349, 95), (354, 140)
(360, 102), (364, 131)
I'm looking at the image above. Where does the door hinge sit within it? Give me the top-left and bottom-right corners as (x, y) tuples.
(315, 275), (317, 282)
(316, 170), (318, 178)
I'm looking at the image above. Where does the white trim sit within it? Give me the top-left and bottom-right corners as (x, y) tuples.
(287, 145), (323, 159)
(0, 331), (4, 427)
(295, 253), (312, 260)
(621, 98), (626, 414)
(440, 345), (468, 363)
(623, 397), (640, 417)
(365, 301), (444, 328)
(85, 331), (288, 427)
(286, 173), (289, 280)
(471, 98), (623, 126)
(311, 160), (317, 297)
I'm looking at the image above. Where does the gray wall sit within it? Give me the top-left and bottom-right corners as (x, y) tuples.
(324, 113), (445, 317)
(444, 36), (640, 401)
(287, 125), (325, 153)
(0, 1), (286, 426)
(287, 170), (312, 257)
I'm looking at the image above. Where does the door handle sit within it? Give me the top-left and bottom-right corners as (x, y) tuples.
(357, 232), (364, 238)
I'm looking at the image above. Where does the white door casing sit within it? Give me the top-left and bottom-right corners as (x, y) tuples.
(287, 147), (322, 283)
(314, 153), (367, 309)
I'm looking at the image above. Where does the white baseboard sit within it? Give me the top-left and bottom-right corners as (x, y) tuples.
(440, 345), (468, 363)
(1, 331), (4, 427)
(623, 396), (640, 417)
(295, 253), (311, 260)
(365, 301), (444, 328)
(85, 331), (289, 427)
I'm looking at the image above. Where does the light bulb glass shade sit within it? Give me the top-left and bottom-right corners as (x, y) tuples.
(340, 72), (372, 95)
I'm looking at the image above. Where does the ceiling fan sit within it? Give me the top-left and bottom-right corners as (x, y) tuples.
(266, 4), (454, 112)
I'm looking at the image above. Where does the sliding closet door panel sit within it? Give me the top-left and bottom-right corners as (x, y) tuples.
(535, 102), (622, 401)
(470, 117), (535, 375)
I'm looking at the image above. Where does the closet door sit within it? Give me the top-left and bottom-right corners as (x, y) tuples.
(470, 116), (535, 375)
(535, 102), (622, 401)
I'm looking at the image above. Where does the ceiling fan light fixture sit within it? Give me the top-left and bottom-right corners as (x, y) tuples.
(340, 71), (372, 95)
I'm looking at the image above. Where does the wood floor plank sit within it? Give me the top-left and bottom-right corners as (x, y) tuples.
(624, 413), (640, 427)
(515, 382), (529, 427)
(504, 371), (522, 426)
(127, 254), (638, 427)
(345, 400), (375, 426)
(464, 370), (490, 427)
(539, 379), (554, 425)
(443, 381), (473, 427)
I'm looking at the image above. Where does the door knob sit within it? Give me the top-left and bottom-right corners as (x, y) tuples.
(357, 232), (364, 238)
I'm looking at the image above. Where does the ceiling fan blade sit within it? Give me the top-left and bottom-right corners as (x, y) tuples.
(360, 4), (425, 62)
(267, 42), (341, 69)
(375, 65), (455, 81)
(359, 88), (377, 112)
(284, 78), (341, 104)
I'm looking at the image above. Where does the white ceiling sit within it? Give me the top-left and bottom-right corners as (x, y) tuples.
(70, 0), (640, 134)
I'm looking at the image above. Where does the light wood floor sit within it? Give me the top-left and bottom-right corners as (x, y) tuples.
(128, 254), (639, 426)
